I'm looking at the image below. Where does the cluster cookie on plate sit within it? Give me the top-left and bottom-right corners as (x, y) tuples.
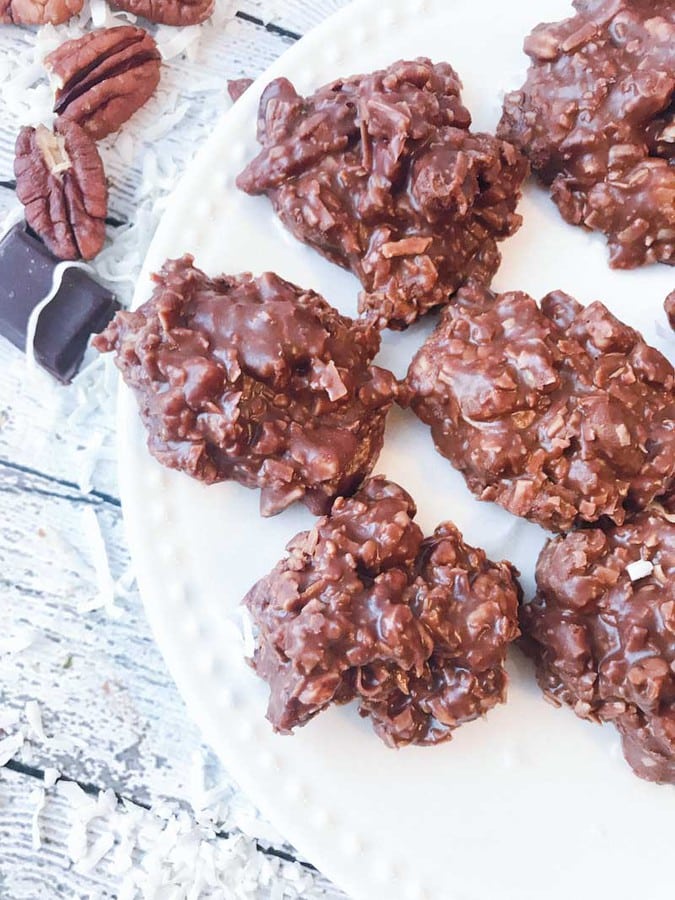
(237, 58), (527, 329)
(244, 477), (521, 747)
(99, 5), (674, 780)
(497, 0), (674, 269)
(94, 256), (398, 516)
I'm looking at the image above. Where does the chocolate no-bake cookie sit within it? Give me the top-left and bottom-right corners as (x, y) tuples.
(94, 257), (398, 516)
(498, 0), (674, 269)
(244, 476), (521, 746)
(237, 58), (528, 328)
(405, 282), (675, 532)
(521, 509), (675, 783)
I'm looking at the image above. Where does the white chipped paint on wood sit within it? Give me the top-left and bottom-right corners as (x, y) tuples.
(238, 0), (348, 33)
(0, 766), (343, 898)
(0, 1), (350, 896)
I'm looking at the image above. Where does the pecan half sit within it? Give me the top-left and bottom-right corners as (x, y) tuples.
(1, 0), (83, 25)
(45, 26), (161, 141)
(110, 0), (213, 26)
(14, 121), (107, 261)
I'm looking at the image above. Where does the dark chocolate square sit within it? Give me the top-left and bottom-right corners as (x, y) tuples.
(0, 221), (118, 383)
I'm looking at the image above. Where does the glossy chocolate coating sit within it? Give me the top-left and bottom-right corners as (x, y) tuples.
(94, 256), (398, 515)
(498, 0), (674, 268)
(521, 510), (675, 784)
(244, 477), (521, 746)
(237, 58), (527, 328)
(405, 281), (675, 531)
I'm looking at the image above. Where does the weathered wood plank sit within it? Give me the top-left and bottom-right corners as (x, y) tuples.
(0, 767), (116, 898)
(0, 458), (344, 879)
(236, 0), (346, 34)
(0, 2), (351, 896)
(0, 766), (344, 898)
(0, 459), (199, 802)
(0, 340), (119, 497)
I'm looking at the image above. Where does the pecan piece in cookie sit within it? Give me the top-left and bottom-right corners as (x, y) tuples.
(46, 26), (161, 141)
(110, 0), (213, 26)
(14, 121), (107, 261)
(1, 0), (83, 25)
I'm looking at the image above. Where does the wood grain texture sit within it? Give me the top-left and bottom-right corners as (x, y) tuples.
(0, 767), (116, 899)
(0, 766), (341, 898)
(0, 1), (350, 896)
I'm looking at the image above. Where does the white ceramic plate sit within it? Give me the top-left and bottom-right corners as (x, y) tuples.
(118, 2), (675, 898)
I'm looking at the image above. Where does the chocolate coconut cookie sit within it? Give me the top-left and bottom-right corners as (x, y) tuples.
(521, 509), (675, 783)
(405, 282), (674, 532)
(94, 257), (398, 516)
(498, 0), (674, 268)
(244, 476), (521, 747)
(237, 58), (528, 329)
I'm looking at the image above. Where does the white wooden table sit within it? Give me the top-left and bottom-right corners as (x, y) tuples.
(0, 2), (350, 895)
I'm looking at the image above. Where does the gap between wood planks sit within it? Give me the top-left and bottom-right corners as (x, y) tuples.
(234, 9), (301, 41)
(4, 758), (316, 872)
(1, 459), (121, 509)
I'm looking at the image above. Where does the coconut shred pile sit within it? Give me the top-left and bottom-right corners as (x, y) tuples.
(0, 3), (341, 896)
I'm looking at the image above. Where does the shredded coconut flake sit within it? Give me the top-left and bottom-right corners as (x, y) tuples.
(43, 766), (60, 788)
(31, 786), (46, 850)
(626, 559), (654, 581)
(81, 506), (120, 617)
(0, 627), (38, 655)
(75, 831), (117, 875)
(25, 699), (48, 743)
(49, 771), (333, 898)
(155, 24), (203, 60)
(0, 731), (24, 765)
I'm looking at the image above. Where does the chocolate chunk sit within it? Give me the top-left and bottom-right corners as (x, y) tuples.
(498, 0), (675, 269)
(94, 256), (398, 516)
(0, 221), (117, 382)
(405, 281), (675, 532)
(665, 290), (675, 331)
(227, 77), (253, 103)
(520, 509), (675, 784)
(244, 476), (521, 746)
(237, 58), (528, 329)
